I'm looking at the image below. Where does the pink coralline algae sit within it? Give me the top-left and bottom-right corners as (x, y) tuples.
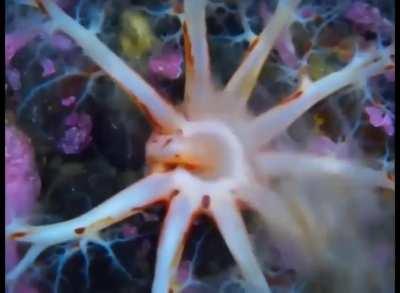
(365, 106), (394, 136)
(6, 29), (38, 91)
(5, 126), (41, 273)
(58, 112), (93, 154)
(5, 27), (75, 92)
(149, 49), (183, 80)
(5, 126), (41, 226)
(5, 30), (38, 67)
(345, 2), (393, 35)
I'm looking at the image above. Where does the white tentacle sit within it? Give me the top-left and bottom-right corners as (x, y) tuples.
(36, 0), (184, 131)
(6, 172), (177, 245)
(211, 196), (271, 293)
(152, 194), (195, 293)
(255, 152), (394, 190)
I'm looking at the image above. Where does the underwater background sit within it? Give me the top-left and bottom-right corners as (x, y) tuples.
(5, 0), (394, 292)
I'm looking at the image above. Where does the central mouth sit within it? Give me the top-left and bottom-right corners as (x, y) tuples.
(145, 120), (251, 181)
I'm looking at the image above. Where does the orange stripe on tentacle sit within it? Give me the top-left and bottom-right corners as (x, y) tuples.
(385, 64), (395, 70)
(74, 227), (86, 235)
(10, 231), (28, 240)
(244, 37), (260, 59)
(278, 90), (303, 106)
(182, 22), (195, 74)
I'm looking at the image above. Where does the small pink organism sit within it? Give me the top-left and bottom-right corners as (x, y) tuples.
(149, 47), (183, 80)
(40, 57), (56, 77)
(345, 1), (393, 35)
(60, 95), (77, 107)
(365, 105), (394, 136)
(6, 0), (394, 293)
(58, 112), (93, 154)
